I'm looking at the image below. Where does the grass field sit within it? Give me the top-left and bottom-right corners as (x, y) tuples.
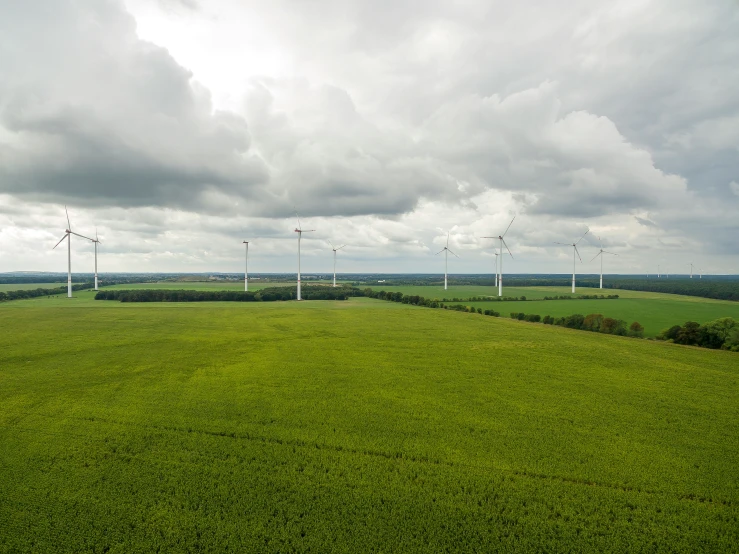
(1, 297), (737, 552)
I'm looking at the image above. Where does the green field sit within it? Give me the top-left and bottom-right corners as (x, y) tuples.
(363, 285), (739, 337)
(1, 297), (737, 552)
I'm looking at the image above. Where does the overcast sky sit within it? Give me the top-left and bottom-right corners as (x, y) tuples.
(1, 0), (737, 275)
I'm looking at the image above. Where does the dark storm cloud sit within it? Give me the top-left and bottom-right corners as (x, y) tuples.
(0, 0), (266, 211)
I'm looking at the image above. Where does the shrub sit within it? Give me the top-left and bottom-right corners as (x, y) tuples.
(564, 314), (585, 329)
(628, 321), (645, 338)
(582, 314), (604, 332)
(657, 325), (682, 341)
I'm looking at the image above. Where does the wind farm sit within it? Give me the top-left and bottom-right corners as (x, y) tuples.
(2, 1), (739, 551)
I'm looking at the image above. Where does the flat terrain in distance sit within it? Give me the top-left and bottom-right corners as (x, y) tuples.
(1, 296), (737, 552)
(365, 285), (739, 337)
(0, 282), (77, 291)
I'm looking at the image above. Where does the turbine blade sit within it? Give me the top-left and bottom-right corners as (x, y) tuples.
(501, 215), (516, 238)
(448, 249), (459, 258)
(603, 251), (618, 256)
(574, 245), (583, 262)
(337, 245), (346, 250)
(446, 231), (450, 248)
(52, 234), (68, 250)
(70, 231), (94, 241)
(553, 242), (570, 246)
(590, 252), (602, 262)
(435, 249), (444, 255)
(502, 239), (513, 258)
(65, 205), (71, 230)
(575, 227), (590, 245)
(295, 210), (302, 230)
(328, 239), (334, 249)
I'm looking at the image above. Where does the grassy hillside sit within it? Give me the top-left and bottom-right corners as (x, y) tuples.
(1, 299), (737, 552)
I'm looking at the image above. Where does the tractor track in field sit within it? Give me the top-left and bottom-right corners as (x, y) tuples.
(5, 411), (734, 508)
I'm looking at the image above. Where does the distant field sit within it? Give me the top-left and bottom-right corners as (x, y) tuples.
(1, 298), (737, 551)
(106, 280), (295, 291)
(8, 283), (739, 338)
(466, 298), (739, 337)
(0, 282), (71, 291)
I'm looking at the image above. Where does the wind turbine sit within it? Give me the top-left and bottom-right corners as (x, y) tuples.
(52, 206), (93, 298)
(242, 238), (250, 292)
(91, 229), (101, 291)
(480, 237), (500, 288)
(555, 227), (589, 293)
(484, 216), (515, 297)
(687, 262), (695, 278)
(328, 241), (346, 287)
(435, 231), (458, 291)
(294, 212), (314, 300)
(590, 236), (617, 289)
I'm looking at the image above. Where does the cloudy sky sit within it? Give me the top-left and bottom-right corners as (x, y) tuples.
(1, 0), (737, 275)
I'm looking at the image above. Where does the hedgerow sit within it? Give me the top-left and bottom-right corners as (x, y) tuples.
(96, 286), (360, 302)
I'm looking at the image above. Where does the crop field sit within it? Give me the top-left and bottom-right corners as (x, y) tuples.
(1, 297), (737, 552)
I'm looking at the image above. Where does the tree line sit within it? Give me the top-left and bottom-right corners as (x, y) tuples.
(0, 283), (95, 302)
(656, 319), (739, 351)
(509, 312), (644, 337)
(95, 286), (361, 303)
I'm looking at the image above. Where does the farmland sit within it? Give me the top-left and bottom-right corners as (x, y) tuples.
(1, 297), (737, 552)
(364, 285), (739, 337)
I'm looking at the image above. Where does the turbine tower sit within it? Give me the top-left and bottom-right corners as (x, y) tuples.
(242, 238), (250, 291)
(328, 241), (346, 287)
(555, 227), (589, 293)
(91, 229), (101, 291)
(435, 231), (458, 290)
(294, 212), (314, 300)
(486, 216), (515, 297)
(590, 236), (617, 289)
(52, 206), (92, 298)
(480, 237), (500, 288)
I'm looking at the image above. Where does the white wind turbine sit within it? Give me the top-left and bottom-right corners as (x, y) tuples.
(555, 227), (589, 294)
(52, 206), (93, 298)
(328, 241), (346, 287)
(590, 236), (617, 289)
(687, 262), (695, 278)
(242, 236), (250, 292)
(483, 216), (515, 297)
(435, 231), (458, 291)
(480, 237), (500, 288)
(91, 228), (101, 291)
(294, 212), (315, 300)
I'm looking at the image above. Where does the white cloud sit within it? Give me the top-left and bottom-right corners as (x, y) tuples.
(0, 0), (738, 273)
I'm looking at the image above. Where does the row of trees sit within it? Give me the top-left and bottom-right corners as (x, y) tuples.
(509, 312), (643, 336)
(603, 280), (739, 302)
(657, 318), (739, 351)
(95, 286), (360, 303)
(0, 283), (94, 302)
